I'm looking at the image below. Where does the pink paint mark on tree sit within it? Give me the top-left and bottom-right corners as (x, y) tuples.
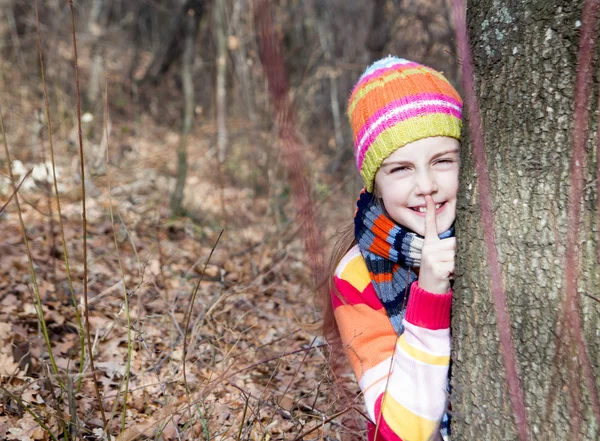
(451, 1), (530, 440)
(253, 0), (324, 283)
(598, 86), (600, 268)
(564, 0), (600, 427)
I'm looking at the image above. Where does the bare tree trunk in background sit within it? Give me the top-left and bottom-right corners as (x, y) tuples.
(452, 0), (600, 439)
(313, 5), (345, 172)
(328, 71), (343, 148)
(365, 0), (392, 61)
(214, 0), (228, 163)
(4, 1), (24, 68)
(128, 3), (151, 83)
(142, 0), (205, 85)
(440, 0), (461, 83)
(254, 0), (324, 284)
(315, 8), (343, 147)
(171, 7), (198, 217)
(87, 0), (109, 107)
(230, 0), (257, 123)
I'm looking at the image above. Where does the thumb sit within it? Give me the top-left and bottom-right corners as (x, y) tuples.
(424, 195), (439, 243)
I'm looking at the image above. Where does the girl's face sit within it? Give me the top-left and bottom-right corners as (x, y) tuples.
(374, 136), (460, 236)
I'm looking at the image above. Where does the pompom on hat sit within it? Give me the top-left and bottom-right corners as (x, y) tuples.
(348, 56), (463, 192)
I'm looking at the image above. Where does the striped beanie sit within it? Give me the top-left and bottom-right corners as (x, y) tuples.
(348, 56), (463, 192)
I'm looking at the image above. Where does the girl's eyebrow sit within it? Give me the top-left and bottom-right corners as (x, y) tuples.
(382, 159), (412, 167)
(381, 160), (411, 166)
(431, 148), (460, 159)
(382, 148), (460, 167)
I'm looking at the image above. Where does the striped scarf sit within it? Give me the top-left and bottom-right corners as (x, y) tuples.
(354, 189), (454, 334)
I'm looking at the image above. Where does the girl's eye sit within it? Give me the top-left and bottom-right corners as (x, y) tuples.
(390, 166), (410, 173)
(435, 158), (455, 166)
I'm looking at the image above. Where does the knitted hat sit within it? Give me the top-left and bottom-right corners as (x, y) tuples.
(348, 56), (463, 192)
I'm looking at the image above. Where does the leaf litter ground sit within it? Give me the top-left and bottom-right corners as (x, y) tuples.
(0, 99), (364, 440)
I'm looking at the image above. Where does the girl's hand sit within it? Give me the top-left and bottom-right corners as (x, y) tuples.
(418, 195), (455, 294)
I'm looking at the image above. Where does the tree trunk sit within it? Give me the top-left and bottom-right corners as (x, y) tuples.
(452, 0), (600, 439)
(5, 1), (24, 67)
(142, 0), (205, 85)
(86, 0), (109, 107)
(365, 0), (393, 61)
(170, 6), (198, 217)
(128, 3), (152, 83)
(214, 0), (227, 164)
(229, 0), (257, 123)
(315, 6), (344, 152)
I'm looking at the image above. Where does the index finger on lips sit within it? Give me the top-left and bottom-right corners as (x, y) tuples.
(424, 195), (439, 243)
(441, 237), (456, 250)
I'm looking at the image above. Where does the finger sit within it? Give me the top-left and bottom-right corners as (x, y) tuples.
(424, 195), (439, 243)
(428, 237), (456, 251)
(423, 253), (454, 265)
(435, 262), (455, 278)
(440, 237), (456, 248)
(433, 250), (456, 262)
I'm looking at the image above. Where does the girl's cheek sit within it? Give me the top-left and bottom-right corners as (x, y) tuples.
(445, 172), (460, 193)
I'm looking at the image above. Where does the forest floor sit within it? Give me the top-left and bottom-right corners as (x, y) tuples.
(0, 58), (363, 439)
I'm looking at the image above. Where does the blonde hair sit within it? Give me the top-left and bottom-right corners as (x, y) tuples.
(316, 185), (385, 368)
(320, 222), (355, 341)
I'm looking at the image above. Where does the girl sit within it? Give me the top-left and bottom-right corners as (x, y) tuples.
(324, 56), (462, 441)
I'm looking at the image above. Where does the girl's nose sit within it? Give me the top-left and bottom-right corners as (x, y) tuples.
(414, 170), (438, 195)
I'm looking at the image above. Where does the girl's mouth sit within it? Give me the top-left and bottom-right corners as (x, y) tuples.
(409, 201), (446, 215)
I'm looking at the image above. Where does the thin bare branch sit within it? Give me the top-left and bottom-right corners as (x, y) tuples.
(182, 230), (224, 396)
(0, 168), (32, 215)
(291, 407), (354, 441)
(103, 78), (133, 435)
(68, 0), (107, 428)
(34, 0), (86, 391)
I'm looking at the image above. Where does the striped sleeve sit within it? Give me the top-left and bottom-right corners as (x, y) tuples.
(332, 245), (452, 441)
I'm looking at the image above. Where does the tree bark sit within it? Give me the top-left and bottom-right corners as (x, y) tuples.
(142, 0), (205, 85)
(214, 0), (227, 164)
(365, 0), (393, 61)
(128, 3), (152, 83)
(315, 6), (344, 152)
(170, 6), (198, 217)
(229, 0), (257, 123)
(452, 1), (600, 439)
(87, 0), (109, 107)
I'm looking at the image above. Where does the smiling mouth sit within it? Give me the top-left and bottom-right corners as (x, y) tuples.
(409, 202), (445, 213)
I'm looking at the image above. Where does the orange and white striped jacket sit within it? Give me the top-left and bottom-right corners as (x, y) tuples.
(332, 245), (452, 441)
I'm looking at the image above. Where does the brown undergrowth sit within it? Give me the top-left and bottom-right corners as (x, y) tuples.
(0, 98), (363, 440)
